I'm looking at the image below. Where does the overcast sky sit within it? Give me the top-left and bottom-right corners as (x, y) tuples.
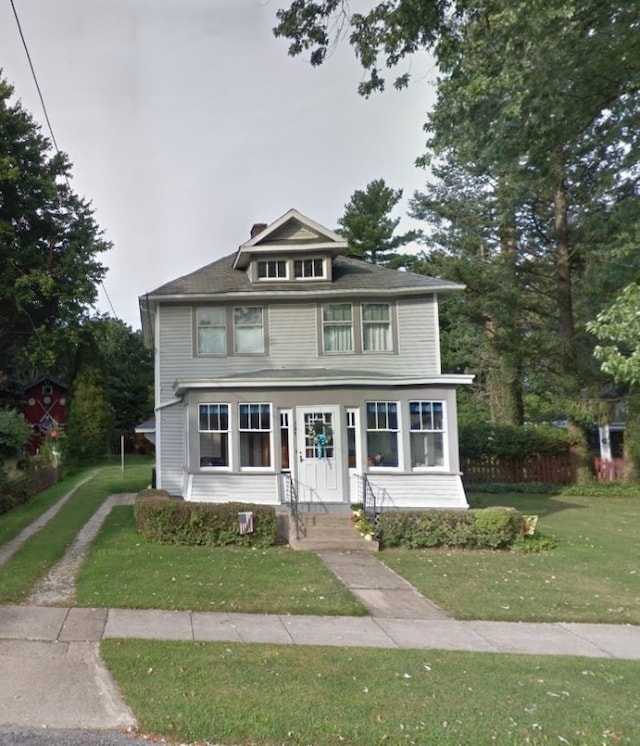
(1, 0), (437, 329)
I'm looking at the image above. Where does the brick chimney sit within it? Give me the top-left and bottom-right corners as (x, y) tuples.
(250, 222), (267, 239)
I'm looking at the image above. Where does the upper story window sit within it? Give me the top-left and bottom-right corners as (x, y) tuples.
(410, 400), (445, 468)
(323, 303), (353, 353)
(257, 260), (287, 280)
(362, 303), (391, 352)
(197, 307), (226, 355)
(233, 306), (264, 353)
(294, 257), (325, 279)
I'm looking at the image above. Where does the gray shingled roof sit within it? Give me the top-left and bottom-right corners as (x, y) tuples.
(144, 253), (462, 298)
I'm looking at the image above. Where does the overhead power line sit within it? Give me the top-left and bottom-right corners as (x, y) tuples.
(9, 0), (118, 319)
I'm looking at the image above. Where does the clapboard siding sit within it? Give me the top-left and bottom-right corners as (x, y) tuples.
(158, 404), (185, 494)
(397, 298), (439, 375)
(362, 473), (468, 510)
(158, 297), (440, 397)
(188, 473), (279, 504)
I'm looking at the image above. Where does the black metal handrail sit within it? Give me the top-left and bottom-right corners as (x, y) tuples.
(282, 472), (304, 540)
(358, 474), (377, 521)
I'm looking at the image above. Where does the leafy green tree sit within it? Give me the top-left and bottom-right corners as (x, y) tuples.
(87, 316), (153, 433)
(588, 284), (640, 387)
(337, 179), (419, 266)
(0, 409), (31, 463)
(64, 363), (113, 465)
(0, 75), (109, 402)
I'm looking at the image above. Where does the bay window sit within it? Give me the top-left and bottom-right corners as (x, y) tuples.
(366, 401), (399, 467)
(239, 403), (272, 467)
(410, 400), (445, 468)
(199, 404), (229, 467)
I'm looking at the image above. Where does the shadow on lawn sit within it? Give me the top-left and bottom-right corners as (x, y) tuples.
(468, 491), (588, 518)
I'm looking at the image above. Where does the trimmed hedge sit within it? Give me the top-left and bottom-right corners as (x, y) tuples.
(378, 507), (523, 550)
(134, 490), (278, 548)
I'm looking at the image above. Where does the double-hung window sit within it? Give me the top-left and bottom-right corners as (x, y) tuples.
(233, 306), (264, 353)
(199, 404), (229, 467)
(366, 401), (399, 467)
(239, 403), (272, 467)
(410, 401), (445, 468)
(323, 303), (353, 353)
(362, 303), (391, 351)
(294, 257), (324, 279)
(257, 260), (287, 279)
(197, 308), (226, 354)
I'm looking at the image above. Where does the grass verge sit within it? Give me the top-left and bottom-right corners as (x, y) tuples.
(76, 506), (366, 615)
(380, 491), (640, 623)
(102, 639), (640, 746)
(0, 457), (153, 603)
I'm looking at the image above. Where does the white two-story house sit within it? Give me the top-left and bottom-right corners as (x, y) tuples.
(139, 209), (472, 511)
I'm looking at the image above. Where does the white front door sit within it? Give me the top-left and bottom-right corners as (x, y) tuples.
(295, 406), (344, 503)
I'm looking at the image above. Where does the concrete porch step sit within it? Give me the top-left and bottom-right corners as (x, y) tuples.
(288, 512), (379, 552)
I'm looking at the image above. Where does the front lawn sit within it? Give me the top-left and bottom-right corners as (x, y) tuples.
(75, 507), (367, 616)
(102, 639), (640, 746)
(0, 458), (153, 603)
(380, 491), (640, 624)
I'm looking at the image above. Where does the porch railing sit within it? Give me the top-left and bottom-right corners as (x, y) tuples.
(356, 474), (377, 521)
(282, 472), (304, 540)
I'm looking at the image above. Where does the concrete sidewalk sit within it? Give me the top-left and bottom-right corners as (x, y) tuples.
(2, 603), (639, 659)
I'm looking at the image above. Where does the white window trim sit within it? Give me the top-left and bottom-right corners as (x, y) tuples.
(256, 259), (289, 281)
(409, 400), (449, 471)
(238, 402), (274, 471)
(198, 403), (231, 471)
(294, 256), (327, 280)
(366, 400), (402, 471)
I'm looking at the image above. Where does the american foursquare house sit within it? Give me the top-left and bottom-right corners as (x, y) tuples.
(139, 209), (473, 512)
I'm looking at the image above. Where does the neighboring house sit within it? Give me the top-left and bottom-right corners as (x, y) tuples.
(139, 209), (473, 510)
(22, 376), (68, 455)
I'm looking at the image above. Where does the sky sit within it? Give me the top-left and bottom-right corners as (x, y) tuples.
(0, 0), (437, 329)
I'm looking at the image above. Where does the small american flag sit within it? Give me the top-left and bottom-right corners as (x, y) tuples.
(238, 511), (254, 535)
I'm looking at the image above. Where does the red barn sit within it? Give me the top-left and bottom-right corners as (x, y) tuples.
(23, 376), (68, 455)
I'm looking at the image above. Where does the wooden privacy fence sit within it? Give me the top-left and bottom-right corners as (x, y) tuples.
(593, 458), (626, 483)
(461, 456), (574, 485)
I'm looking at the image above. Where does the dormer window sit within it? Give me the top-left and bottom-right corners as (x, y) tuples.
(294, 257), (325, 279)
(257, 259), (287, 280)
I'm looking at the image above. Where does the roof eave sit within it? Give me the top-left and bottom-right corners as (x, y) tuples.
(174, 373), (474, 395)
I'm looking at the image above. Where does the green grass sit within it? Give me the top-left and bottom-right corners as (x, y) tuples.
(102, 639), (640, 746)
(76, 506), (367, 615)
(380, 492), (640, 623)
(0, 469), (93, 546)
(0, 457), (153, 603)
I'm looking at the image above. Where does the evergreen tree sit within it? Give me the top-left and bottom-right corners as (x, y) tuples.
(337, 179), (419, 266)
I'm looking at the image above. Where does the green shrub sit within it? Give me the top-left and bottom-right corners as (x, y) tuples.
(472, 506), (522, 548)
(134, 492), (278, 548)
(378, 507), (522, 550)
(459, 423), (576, 460)
(513, 533), (557, 553)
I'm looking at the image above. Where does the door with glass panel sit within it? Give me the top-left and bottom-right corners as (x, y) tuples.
(295, 407), (343, 503)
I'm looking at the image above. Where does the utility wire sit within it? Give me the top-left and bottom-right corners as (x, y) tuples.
(9, 0), (118, 319)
